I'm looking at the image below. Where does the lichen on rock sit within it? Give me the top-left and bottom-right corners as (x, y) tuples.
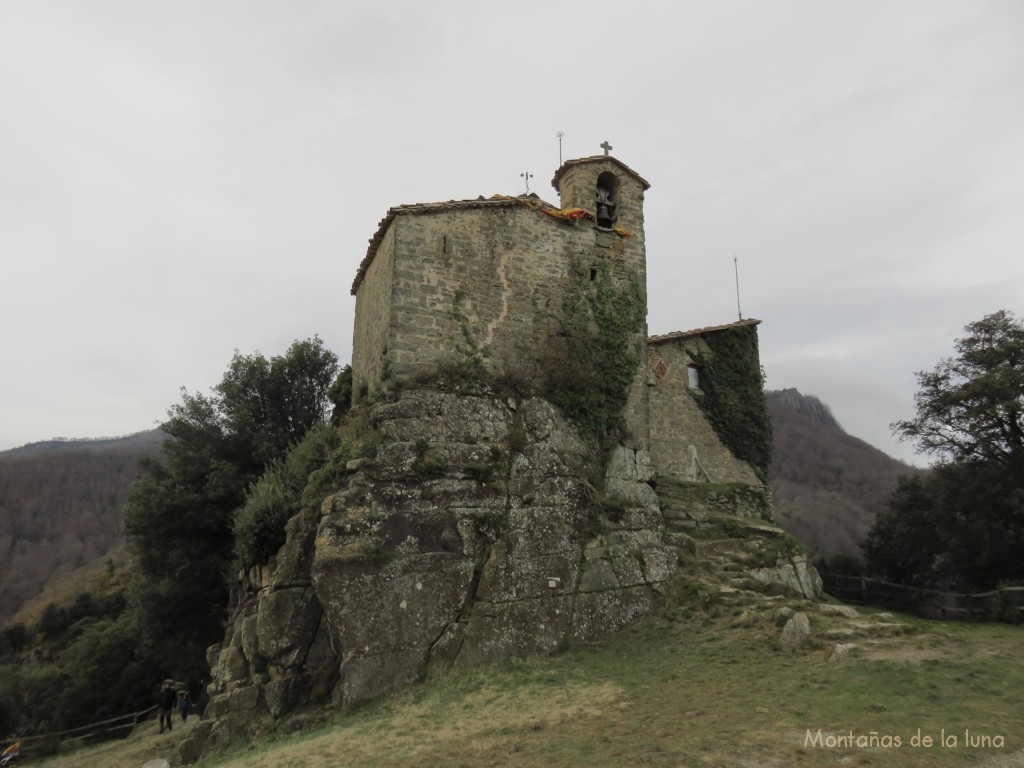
(201, 387), (678, 737)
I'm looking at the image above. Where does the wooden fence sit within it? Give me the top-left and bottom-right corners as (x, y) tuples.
(2, 705), (157, 760)
(821, 573), (1024, 622)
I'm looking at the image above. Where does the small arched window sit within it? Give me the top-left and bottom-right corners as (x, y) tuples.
(595, 171), (618, 228)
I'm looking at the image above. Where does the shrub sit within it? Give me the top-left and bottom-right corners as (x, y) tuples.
(234, 421), (345, 567)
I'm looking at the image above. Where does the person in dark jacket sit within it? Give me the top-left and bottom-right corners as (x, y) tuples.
(158, 680), (176, 733)
(178, 690), (192, 722)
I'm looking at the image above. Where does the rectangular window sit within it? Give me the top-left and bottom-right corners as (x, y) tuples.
(687, 365), (700, 389)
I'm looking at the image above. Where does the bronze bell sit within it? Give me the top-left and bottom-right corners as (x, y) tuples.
(596, 202), (614, 229)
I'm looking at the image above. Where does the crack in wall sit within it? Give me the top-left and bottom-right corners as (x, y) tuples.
(484, 249), (511, 347)
(426, 621), (461, 659)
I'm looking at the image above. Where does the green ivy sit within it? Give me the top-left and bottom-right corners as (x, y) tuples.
(545, 266), (646, 449)
(450, 289), (491, 365)
(690, 324), (772, 481)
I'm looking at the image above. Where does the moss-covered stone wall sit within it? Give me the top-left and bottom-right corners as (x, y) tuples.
(647, 323), (767, 486)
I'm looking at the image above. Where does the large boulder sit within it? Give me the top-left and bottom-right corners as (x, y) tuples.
(779, 612), (812, 652)
(749, 556), (823, 600)
(200, 389), (695, 741)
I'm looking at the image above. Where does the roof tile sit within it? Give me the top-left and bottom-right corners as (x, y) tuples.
(647, 318), (762, 344)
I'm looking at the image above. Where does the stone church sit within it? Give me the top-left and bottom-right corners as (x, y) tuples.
(196, 150), (787, 747)
(349, 149), (765, 489)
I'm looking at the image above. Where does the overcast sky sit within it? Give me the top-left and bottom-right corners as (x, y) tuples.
(1, 1), (1021, 465)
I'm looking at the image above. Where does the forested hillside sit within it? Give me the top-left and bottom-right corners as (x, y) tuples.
(0, 340), (343, 740)
(0, 431), (163, 625)
(766, 388), (922, 565)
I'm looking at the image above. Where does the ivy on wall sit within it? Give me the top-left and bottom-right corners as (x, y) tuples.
(691, 324), (772, 481)
(450, 288), (490, 365)
(545, 266), (646, 448)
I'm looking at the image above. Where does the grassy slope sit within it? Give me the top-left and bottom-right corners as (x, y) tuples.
(22, 717), (203, 768)
(203, 617), (1021, 768)
(34, 590), (1023, 768)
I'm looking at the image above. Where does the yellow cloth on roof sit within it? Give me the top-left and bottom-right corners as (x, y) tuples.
(488, 195), (632, 237)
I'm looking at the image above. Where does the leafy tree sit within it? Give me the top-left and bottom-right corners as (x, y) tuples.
(0, 623), (26, 655)
(0, 340), (342, 733)
(123, 337), (339, 684)
(863, 475), (945, 586)
(0, 663), (65, 734)
(38, 602), (69, 642)
(865, 311), (1024, 591)
(56, 617), (148, 728)
(892, 309), (1024, 467)
(328, 364), (353, 425)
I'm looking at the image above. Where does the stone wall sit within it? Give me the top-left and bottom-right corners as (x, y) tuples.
(360, 205), (646, 380)
(352, 197), (650, 443)
(647, 337), (763, 486)
(352, 159), (650, 443)
(351, 224), (395, 401)
(385, 204), (570, 384)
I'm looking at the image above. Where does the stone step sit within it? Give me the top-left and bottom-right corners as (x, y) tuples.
(692, 538), (747, 556)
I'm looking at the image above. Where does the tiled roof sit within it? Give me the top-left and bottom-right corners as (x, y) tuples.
(550, 155), (651, 192)
(647, 318), (762, 344)
(350, 194), (556, 295)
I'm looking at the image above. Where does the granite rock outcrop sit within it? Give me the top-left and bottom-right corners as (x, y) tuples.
(200, 388), (678, 742)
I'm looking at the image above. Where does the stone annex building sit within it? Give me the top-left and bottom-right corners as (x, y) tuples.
(350, 149), (764, 488)
(195, 150), (792, 753)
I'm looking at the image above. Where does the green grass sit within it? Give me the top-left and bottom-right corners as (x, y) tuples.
(31, 584), (1023, 768)
(186, 608), (1022, 768)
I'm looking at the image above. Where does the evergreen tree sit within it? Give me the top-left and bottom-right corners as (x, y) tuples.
(123, 337), (339, 684)
(865, 311), (1024, 590)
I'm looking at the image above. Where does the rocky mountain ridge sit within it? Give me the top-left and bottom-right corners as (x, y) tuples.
(766, 388), (922, 563)
(0, 429), (165, 457)
(769, 388), (841, 430)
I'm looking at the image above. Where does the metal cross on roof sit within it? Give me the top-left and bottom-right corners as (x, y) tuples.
(600, 140), (613, 156)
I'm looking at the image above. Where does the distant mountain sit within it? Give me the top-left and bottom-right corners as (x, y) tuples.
(0, 429), (166, 458)
(0, 429), (164, 626)
(766, 388), (922, 565)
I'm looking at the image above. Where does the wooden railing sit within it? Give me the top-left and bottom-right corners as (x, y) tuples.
(3, 705), (157, 759)
(821, 573), (1024, 622)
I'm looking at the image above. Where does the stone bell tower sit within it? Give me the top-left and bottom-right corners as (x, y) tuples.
(551, 145), (652, 451)
(550, 144), (650, 285)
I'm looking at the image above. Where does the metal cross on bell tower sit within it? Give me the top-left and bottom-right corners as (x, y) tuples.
(600, 140), (613, 156)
